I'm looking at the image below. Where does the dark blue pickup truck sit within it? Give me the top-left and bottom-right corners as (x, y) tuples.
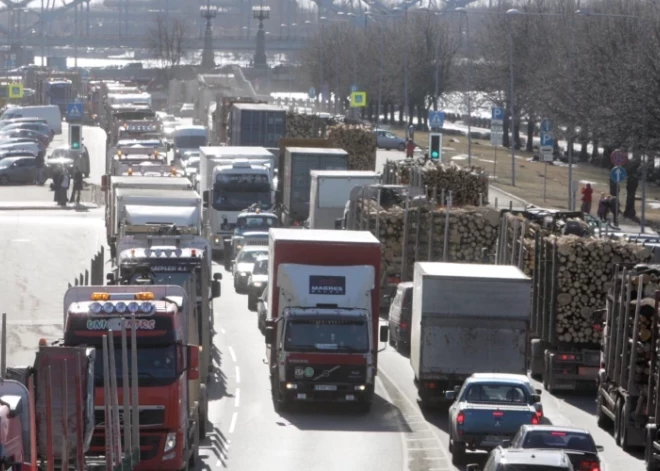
(446, 373), (544, 465)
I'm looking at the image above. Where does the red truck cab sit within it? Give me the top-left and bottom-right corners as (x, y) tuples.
(62, 285), (200, 470)
(265, 229), (388, 412)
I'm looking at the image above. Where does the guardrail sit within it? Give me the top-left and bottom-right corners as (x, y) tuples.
(68, 246), (105, 288)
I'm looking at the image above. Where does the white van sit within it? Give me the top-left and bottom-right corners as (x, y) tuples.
(173, 125), (208, 161)
(0, 106), (62, 134)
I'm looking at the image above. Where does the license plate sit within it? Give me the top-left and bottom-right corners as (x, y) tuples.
(314, 385), (337, 391)
(578, 367), (598, 377)
(551, 383), (576, 390)
(484, 435), (507, 443)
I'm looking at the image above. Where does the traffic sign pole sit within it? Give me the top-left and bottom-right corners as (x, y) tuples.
(543, 163), (547, 202)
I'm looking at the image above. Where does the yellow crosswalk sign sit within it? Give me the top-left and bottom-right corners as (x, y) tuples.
(350, 91), (366, 108)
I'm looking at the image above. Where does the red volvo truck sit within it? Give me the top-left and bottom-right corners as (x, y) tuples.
(265, 228), (388, 412)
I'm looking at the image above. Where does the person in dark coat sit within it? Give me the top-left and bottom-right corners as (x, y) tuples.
(52, 167), (63, 202)
(35, 152), (45, 185)
(70, 167), (83, 204)
(58, 168), (70, 206)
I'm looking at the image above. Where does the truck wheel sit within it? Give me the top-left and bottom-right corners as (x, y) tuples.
(646, 430), (658, 471)
(248, 295), (257, 312)
(450, 439), (465, 465)
(596, 393), (610, 429)
(614, 398), (623, 446)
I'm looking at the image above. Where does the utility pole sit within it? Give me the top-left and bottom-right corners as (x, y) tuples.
(201, 0), (218, 69)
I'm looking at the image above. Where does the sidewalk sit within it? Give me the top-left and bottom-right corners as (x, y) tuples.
(0, 182), (99, 211)
(488, 184), (657, 235)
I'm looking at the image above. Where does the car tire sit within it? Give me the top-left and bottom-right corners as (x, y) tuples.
(614, 398), (623, 446)
(450, 439), (465, 465)
(0, 175), (8, 185)
(620, 399), (631, 451)
(398, 142), (405, 151)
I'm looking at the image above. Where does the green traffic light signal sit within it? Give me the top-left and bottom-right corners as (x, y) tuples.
(431, 151), (439, 158)
(72, 142), (80, 149)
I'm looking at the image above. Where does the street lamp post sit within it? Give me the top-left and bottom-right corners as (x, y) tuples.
(506, 9), (521, 186)
(456, 7), (473, 165)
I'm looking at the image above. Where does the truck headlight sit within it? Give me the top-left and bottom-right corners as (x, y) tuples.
(354, 385), (366, 391)
(164, 432), (176, 452)
(214, 237), (220, 244)
(239, 272), (248, 277)
(286, 383), (297, 389)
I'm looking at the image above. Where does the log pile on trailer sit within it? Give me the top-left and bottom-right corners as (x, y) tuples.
(284, 112), (338, 138)
(355, 199), (500, 280)
(384, 159), (489, 206)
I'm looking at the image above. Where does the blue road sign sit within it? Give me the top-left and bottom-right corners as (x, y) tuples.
(492, 107), (504, 122)
(308, 87), (316, 99)
(611, 166), (627, 183)
(428, 111), (444, 129)
(67, 103), (84, 121)
(541, 118), (553, 133)
(350, 84), (358, 93)
(540, 133), (554, 148)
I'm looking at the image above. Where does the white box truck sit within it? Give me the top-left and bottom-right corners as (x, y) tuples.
(199, 146), (276, 255)
(308, 170), (380, 229)
(411, 262), (531, 406)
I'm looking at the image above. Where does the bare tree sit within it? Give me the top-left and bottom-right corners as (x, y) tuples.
(146, 14), (190, 79)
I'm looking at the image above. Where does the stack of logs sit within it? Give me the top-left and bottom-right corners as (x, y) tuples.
(284, 112), (376, 171)
(384, 158), (489, 206)
(607, 265), (660, 389)
(355, 198), (501, 280)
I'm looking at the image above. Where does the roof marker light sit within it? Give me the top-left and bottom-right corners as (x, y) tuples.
(144, 249), (152, 257)
(174, 248), (182, 257)
(135, 292), (155, 300)
(91, 293), (110, 301)
(191, 249), (197, 257)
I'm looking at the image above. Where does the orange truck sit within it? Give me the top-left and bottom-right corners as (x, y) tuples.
(62, 285), (202, 470)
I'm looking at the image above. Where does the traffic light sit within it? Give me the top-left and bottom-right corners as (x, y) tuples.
(69, 124), (81, 150)
(429, 133), (442, 161)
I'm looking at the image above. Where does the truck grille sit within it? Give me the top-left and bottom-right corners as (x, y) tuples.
(90, 433), (161, 462)
(94, 407), (165, 427)
(286, 364), (367, 383)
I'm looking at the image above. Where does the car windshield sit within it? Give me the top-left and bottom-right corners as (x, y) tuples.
(237, 250), (268, 263)
(186, 159), (200, 170)
(521, 431), (598, 453)
(253, 260), (269, 275)
(284, 319), (369, 352)
(93, 345), (178, 387)
(174, 135), (207, 148)
(463, 383), (529, 404)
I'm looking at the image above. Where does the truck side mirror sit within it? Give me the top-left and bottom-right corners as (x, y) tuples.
(106, 273), (115, 285)
(379, 325), (389, 343)
(334, 218), (342, 230)
(444, 391), (456, 401)
(187, 345), (200, 380)
(212, 280), (221, 298)
(213, 273), (223, 281)
(531, 394), (541, 403)
(203, 190), (209, 209)
(535, 388), (542, 395)
(265, 324), (275, 346)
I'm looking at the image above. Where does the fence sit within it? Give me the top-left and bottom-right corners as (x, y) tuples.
(68, 246), (105, 288)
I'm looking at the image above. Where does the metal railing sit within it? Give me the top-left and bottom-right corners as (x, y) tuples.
(68, 246), (105, 288)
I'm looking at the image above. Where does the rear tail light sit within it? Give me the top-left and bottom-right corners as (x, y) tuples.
(401, 322), (408, 330)
(457, 412), (465, 425)
(559, 354), (576, 361)
(493, 411), (504, 417)
(531, 414), (540, 425)
(579, 461), (600, 471)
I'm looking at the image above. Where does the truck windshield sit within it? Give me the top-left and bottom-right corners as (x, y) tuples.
(284, 319), (369, 353)
(236, 216), (277, 230)
(125, 265), (201, 295)
(463, 383), (529, 404)
(93, 345), (178, 387)
(174, 135), (207, 148)
(213, 187), (272, 211)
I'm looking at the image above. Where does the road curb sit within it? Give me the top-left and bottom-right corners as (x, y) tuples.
(490, 185), (536, 207)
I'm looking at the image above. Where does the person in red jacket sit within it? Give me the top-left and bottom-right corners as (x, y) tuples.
(581, 183), (593, 214)
(405, 139), (415, 159)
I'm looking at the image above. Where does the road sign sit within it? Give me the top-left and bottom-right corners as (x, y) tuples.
(610, 149), (628, 167)
(428, 111), (444, 129)
(350, 91), (366, 108)
(8, 83), (23, 99)
(308, 87), (316, 99)
(490, 132), (503, 146)
(491, 107), (504, 123)
(540, 132), (554, 162)
(350, 84), (358, 93)
(611, 166), (627, 183)
(4, 59), (14, 69)
(67, 103), (84, 121)
(540, 118), (553, 133)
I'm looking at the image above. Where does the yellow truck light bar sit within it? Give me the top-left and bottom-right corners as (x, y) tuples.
(91, 292), (155, 301)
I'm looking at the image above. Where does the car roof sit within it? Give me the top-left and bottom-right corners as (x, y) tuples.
(240, 245), (268, 252)
(520, 425), (591, 434)
(467, 373), (531, 384)
(499, 449), (571, 466)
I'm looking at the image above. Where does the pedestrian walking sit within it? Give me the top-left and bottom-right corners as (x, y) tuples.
(580, 183), (593, 214)
(59, 169), (70, 206)
(70, 167), (83, 204)
(597, 193), (608, 221)
(35, 152), (45, 185)
(406, 139), (415, 159)
(52, 167), (63, 202)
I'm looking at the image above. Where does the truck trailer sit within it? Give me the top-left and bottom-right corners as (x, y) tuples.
(265, 229), (388, 412)
(410, 262), (531, 406)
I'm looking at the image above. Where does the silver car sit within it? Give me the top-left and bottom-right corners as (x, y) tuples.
(375, 129), (406, 151)
(232, 246), (268, 293)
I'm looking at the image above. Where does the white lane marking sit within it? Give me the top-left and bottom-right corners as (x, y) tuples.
(376, 377), (409, 471)
(228, 412), (238, 434)
(234, 388), (241, 407)
(228, 346), (237, 362)
(235, 366), (241, 384)
(220, 328), (226, 334)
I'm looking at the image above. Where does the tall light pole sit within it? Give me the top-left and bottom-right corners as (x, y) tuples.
(506, 8), (521, 186)
(456, 7), (473, 165)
